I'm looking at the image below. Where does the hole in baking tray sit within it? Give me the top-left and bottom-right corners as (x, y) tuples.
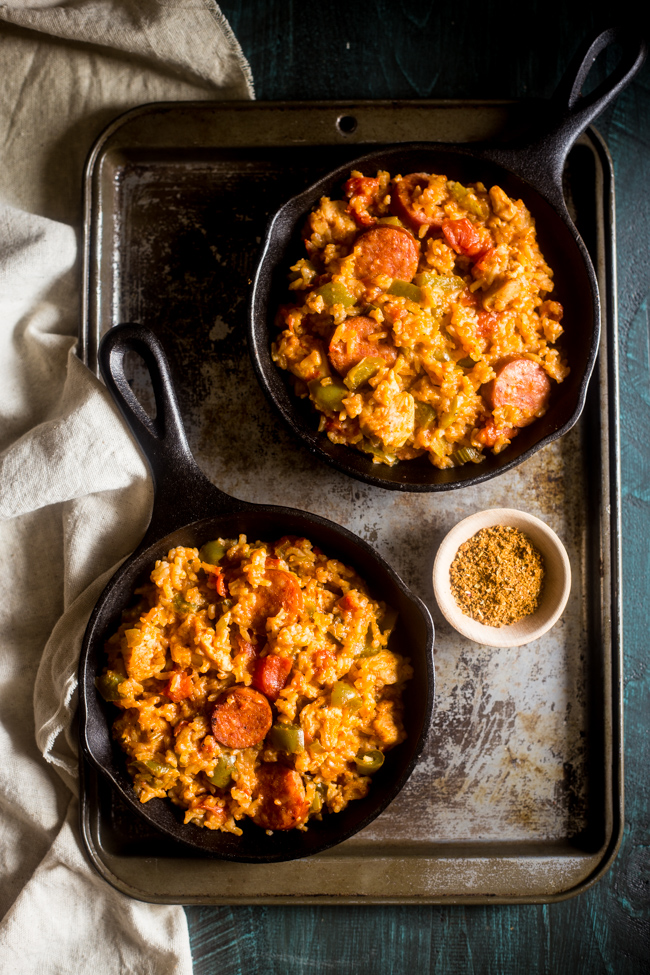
(123, 350), (157, 421)
(337, 115), (358, 135)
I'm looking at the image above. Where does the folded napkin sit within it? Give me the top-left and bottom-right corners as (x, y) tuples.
(0, 3), (252, 971)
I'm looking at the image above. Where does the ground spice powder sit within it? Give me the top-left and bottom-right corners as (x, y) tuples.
(449, 526), (545, 627)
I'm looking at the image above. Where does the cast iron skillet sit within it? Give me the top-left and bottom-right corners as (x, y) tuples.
(78, 323), (435, 863)
(249, 27), (646, 492)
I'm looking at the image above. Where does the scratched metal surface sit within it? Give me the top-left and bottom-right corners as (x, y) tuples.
(79, 103), (617, 901)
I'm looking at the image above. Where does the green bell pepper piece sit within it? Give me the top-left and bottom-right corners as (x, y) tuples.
(376, 215), (404, 227)
(354, 749), (385, 774)
(358, 638), (380, 659)
(449, 181), (488, 218)
(344, 356), (384, 391)
(308, 379), (348, 412)
(331, 681), (362, 711)
(456, 356), (475, 369)
(95, 671), (125, 702)
(199, 540), (227, 565)
(388, 280), (422, 302)
(208, 754), (236, 788)
(414, 401), (437, 431)
(135, 758), (173, 776)
(315, 281), (356, 307)
(270, 723), (305, 753)
(172, 593), (197, 614)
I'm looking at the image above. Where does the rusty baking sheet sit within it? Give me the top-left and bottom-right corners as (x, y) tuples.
(79, 101), (622, 903)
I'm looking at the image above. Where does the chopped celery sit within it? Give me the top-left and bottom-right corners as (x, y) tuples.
(449, 181), (488, 218)
(414, 401), (437, 431)
(359, 439), (398, 466)
(309, 782), (328, 813)
(439, 395), (460, 430)
(452, 446), (484, 465)
(172, 593), (197, 614)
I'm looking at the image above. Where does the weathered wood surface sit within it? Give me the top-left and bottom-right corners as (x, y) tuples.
(187, 3), (650, 971)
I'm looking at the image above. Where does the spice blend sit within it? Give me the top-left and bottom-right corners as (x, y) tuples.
(449, 526), (545, 627)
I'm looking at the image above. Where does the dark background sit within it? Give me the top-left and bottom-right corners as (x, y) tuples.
(186, 2), (650, 971)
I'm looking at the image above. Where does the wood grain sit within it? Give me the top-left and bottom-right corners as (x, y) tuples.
(187, 2), (650, 970)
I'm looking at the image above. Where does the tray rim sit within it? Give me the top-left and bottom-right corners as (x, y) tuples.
(78, 100), (623, 905)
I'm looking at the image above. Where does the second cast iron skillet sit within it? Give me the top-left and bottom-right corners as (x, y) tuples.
(249, 27), (646, 491)
(78, 323), (435, 863)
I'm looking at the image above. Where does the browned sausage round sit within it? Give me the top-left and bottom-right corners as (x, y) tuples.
(329, 315), (398, 376)
(482, 357), (551, 427)
(210, 686), (273, 749)
(247, 568), (304, 632)
(390, 173), (444, 231)
(252, 763), (310, 830)
(353, 225), (419, 282)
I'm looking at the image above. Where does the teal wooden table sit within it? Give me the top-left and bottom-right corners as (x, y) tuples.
(187, 3), (650, 970)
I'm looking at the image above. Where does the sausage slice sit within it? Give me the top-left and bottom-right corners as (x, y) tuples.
(210, 686), (272, 749)
(252, 763), (310, 831)
(329, 315), (398, 376)
(482, 357), (551, 427)
(247, 569), (304, 632)
(353, 225), (419, 282)
(251, 655), (293, 702)
(390, 172), (444, 230)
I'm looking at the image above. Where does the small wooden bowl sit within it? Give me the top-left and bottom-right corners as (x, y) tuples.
(432, 508), (571, 647)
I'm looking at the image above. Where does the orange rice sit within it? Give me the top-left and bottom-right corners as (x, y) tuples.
(97, 534), (411, 833)
(273, 169), (569, 468)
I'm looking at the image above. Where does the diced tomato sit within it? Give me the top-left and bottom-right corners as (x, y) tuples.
(206, 568), (227, 597)
(477, 310), (500, 337)
(345, 175), (380, 228)
(265, 557), (282, 569)
(314, 647), (336, 679)
(324, 417), (345, 435)
(442, 218), (484, 257)
(476, 419), (518, 447)
(251, 654), (292, 701)
(345, 176), (380, 200)
(473, 245), (496, 271)
(337, 590), (363, 618)
(164, 672), (193, 702)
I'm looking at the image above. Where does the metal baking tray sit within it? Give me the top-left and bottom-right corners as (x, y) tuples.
(79, 101), (622, 904)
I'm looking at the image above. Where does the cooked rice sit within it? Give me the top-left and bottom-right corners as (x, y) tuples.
(273, 169), (569, 468)
(97, 534), (411, 833)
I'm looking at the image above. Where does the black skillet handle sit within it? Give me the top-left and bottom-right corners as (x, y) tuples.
(99, 323), (242, 544)
(489, 26), (646, 203)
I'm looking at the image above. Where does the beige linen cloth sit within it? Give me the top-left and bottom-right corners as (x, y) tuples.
(0, 2), (253, 971)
